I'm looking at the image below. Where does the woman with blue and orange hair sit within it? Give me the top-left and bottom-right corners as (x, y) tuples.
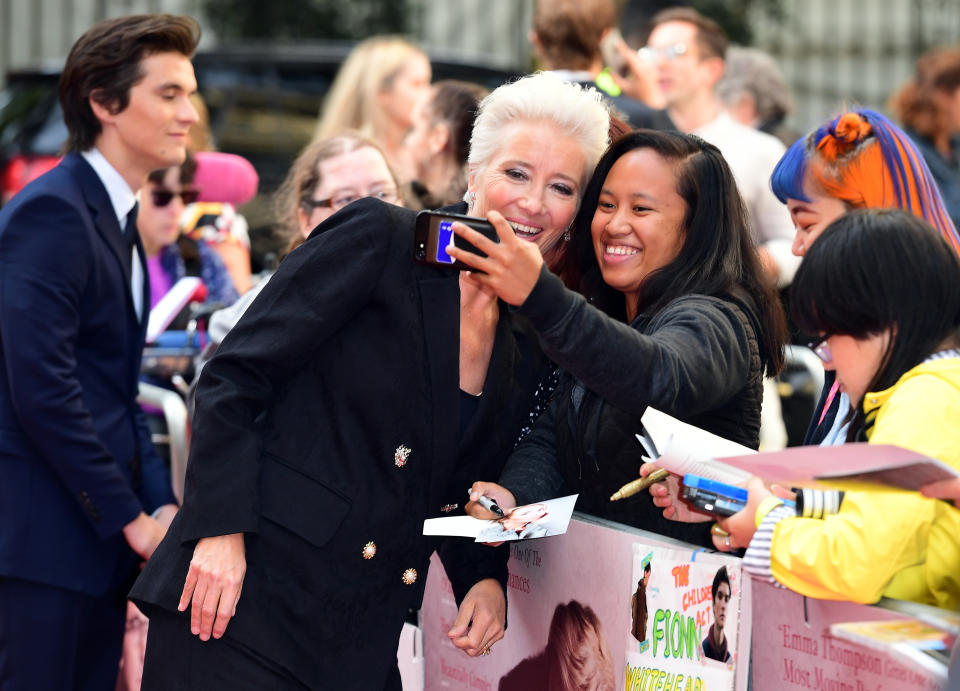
(769, 109), (959, 445)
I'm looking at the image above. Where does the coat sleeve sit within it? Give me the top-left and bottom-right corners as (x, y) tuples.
(517, 267), (753, 417)
(134, 402), (178, 512)
(0, 195), (143, 538)
(436, 538), (510, 608)
(767, 490), (935, 603)
(178, 199), (396, 542)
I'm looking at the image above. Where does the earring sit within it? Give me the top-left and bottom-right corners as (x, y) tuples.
(563, 227), (572, 242)
(466, 191), (476, 209)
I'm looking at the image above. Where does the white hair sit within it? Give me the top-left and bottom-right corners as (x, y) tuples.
(467, 72), (610, 188)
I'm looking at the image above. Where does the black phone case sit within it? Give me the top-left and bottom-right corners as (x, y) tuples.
(413, 210), (499, 270)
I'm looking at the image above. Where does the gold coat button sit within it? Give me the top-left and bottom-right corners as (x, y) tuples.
(402, 568), (418, 585)
(362, 541), (377, 560)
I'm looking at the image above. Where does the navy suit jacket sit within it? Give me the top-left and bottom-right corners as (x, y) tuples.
(0, 152), (176, 596)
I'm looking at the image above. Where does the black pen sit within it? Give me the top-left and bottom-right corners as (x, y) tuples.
(468, 488), (505, 517)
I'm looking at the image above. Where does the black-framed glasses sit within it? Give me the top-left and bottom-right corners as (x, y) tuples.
(808, 334), (833, 364)
(151, 187), (200, 207)
(638, 42), (689, 62)
(303, 189), (399, 213)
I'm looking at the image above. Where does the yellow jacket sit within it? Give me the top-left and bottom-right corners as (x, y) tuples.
(768, 357), (960, 609)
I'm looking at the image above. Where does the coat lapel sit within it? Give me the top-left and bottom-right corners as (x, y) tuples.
(60, 153), (138, 320)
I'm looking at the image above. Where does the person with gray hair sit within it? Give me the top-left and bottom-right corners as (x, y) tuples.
(717, 46), (798, 146)
(131, 71), (610, 689)
(463, 71), (610, 281)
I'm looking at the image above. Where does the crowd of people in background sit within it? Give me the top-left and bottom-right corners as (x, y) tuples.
(1, 2), (960, 689)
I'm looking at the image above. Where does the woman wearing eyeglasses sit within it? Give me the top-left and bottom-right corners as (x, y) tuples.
(715, 209), (960, 608)
(201, 132), (403, 348)
(139, 151), (238, 317)
(277, 131), (401, 255)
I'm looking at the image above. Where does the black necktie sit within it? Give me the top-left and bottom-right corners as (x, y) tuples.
(124, 202), (139, 248)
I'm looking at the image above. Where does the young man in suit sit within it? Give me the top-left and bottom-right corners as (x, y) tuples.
(0, 14), (199, 690)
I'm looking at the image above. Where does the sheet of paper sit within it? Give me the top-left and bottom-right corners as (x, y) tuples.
(639, 407), (755, 485)
(146, 276), (202, 343)
(422, 495), (578, 542)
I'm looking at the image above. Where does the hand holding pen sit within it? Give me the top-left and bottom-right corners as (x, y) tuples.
(465, 482), (517, 520)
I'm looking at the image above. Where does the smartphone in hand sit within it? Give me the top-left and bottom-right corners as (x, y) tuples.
(414, 210), (499, 270)
(681, 474), (748, 517)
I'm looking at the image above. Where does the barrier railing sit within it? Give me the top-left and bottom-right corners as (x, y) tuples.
(416, 513), (948, 690)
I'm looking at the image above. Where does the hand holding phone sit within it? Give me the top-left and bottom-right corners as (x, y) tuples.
(414, 210), (499, 271)
(681, 474), (748, 518)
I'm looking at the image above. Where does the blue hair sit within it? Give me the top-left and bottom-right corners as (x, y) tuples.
(770, 137), (809, 204)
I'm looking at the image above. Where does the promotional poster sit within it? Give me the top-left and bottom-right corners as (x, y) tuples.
(624, 545), (740, 691)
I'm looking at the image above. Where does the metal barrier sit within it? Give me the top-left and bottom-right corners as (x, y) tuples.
(784, 344), (825, 402)
(137, 381), (189, 504)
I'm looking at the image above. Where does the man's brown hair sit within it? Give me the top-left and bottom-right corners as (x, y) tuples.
(533, 0), (617, 71)
(648, 7), (728, 61)
(60, 14), (201, 152)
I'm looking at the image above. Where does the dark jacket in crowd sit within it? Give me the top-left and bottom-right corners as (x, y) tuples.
(131, 198), (550, 689)
(500, 267), (763, 546)
(571, 79), (676, 132)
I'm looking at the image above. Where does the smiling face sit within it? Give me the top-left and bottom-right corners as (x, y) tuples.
(786, 174), (850, 256)
(469, 121), (586, 251)
(99, 51), (198, 185)
(590, 147), (686, 317)
(822, 331), (891, 403)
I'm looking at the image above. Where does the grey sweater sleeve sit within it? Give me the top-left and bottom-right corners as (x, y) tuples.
(517, 265), (753, 418)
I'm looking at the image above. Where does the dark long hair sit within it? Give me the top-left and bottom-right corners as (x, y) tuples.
(791, 209), (960, 439)
(570, 130), (786, 374)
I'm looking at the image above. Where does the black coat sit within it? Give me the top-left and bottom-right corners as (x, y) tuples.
(131, 198), (549, 689)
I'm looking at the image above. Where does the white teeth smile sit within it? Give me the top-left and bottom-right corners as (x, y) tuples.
(509, 221), (541, 237)
(605, 245), (640, 256)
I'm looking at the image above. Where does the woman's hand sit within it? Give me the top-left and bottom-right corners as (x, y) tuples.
(447, 210), (544, 306)
(642, 464), (712, 523)
(447, 578), (506, 657)
(714, 476), (772, 551)
(466, 481), (518, 547)
(177, 533), (246, 641)
(466, 481), (518, 518)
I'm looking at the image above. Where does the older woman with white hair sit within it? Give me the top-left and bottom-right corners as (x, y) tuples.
(131, 72), (610, 690)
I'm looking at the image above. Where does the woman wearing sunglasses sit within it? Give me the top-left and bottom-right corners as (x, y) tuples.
(139, 151), (238, 318)
(716, 209), (960, 608)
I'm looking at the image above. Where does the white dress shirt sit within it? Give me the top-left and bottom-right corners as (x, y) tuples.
(81, 148), (144, 321)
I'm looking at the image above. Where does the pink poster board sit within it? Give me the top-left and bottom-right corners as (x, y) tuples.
(421, 515), (749, 690)
(421, 516), (946, 690)
(751, 581), (944, 690)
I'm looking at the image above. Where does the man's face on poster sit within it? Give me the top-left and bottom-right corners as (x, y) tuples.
(713, 581), (731, 630)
